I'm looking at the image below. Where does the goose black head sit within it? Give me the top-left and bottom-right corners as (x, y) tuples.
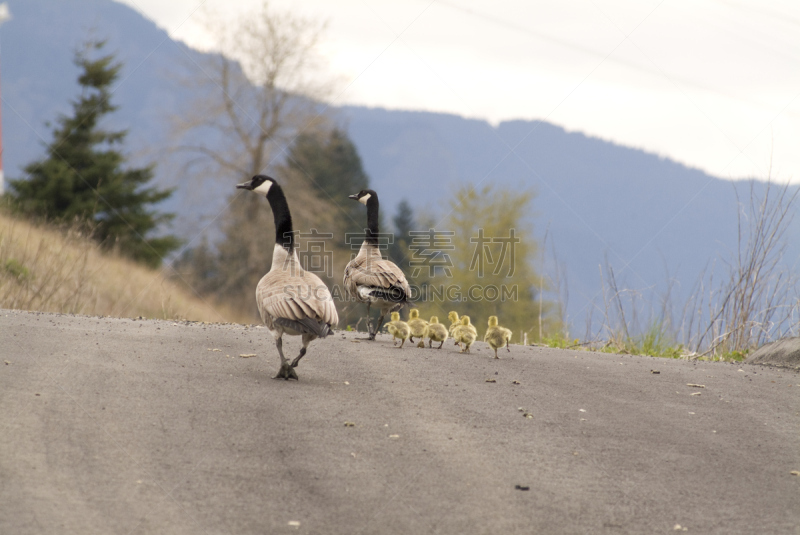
(348, 189), (378, 206)
(237, 175), (276, 195)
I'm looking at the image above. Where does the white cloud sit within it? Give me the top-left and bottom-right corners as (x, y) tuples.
(116, 0), (800, 182)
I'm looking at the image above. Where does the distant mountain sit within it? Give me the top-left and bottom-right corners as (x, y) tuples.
(2, 0), (797, 328)
(1, 0), (208, 219)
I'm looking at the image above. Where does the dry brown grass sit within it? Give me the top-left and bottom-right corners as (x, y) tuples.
(0, 211), (250, 323)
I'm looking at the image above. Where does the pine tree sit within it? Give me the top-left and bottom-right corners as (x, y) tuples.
(285, 128), (371, 239)
(10, 40), (179, 267)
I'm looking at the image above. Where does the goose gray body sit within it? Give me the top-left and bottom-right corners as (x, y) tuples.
(257, 244), (338, 338)
(345, 189), (410, 339)
(237, 175), (338, 380)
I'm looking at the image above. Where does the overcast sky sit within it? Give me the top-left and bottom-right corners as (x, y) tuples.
(117, 0), (800, 183)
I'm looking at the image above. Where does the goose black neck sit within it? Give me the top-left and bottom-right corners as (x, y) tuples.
(266, 184), (294, 250)
(365, 195), (380, 247)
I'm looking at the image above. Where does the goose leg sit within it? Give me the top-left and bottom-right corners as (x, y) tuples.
(273, 337), (298, 380)
(370, 313), (387, 340)
(438, 340), (444, 349)
(291, 334), (314, 368)
(357, 303), (374, 340)
(398, 338), (406, 349)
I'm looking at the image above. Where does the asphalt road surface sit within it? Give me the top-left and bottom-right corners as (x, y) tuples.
(1, 309), (798, 534)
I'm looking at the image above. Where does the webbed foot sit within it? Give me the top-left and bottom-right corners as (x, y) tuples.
(273, 361), (299, 380)
(356, 334), (377, 341)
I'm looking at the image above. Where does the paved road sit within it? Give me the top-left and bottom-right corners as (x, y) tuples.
(1, 309), (798, 534)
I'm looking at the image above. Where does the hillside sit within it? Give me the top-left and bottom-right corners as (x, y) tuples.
(0, 209), (248, 322)
(340, 108), (800, 325)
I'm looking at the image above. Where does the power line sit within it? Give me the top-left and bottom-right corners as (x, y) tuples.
(435, 0), (792, 113)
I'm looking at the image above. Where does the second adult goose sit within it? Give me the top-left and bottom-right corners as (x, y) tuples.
(236, 175), (339, 380)
(344, 189), (410, 339)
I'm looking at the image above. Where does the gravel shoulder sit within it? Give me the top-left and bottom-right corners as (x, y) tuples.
(1, 309), (798, 534)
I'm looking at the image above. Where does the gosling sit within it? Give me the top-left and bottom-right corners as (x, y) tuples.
(424, 316), (448, 349)
(386, 311), (410, 348)
(447, 311), (461, 338)
(484, 316), (513, 359)
(407, 308), (428, 344)
(450, 311), (477, 349)
(453, 315), (477, 353)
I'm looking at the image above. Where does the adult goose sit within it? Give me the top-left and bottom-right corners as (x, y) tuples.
(344, 189), (410, 339)
(236, 175), (339, 380)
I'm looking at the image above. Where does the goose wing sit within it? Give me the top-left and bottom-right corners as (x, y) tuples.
(344, 253), (410, 302)
(257, 270), (339, 335)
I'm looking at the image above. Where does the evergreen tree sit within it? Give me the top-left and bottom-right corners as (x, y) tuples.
(442, 183), (560, 341)
(286, 128), (371, 239)
(10, 40), (179, 267)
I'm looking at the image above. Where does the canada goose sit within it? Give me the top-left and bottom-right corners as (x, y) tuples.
(344, 189), (411, 340)
(407, 308), (428, 343)
(386, 311), (410, 348)
(484, 316), (513, 359)
(424, 316), (448, 349)
(236, 175), (338, 380)
(453, 315), (477, 353)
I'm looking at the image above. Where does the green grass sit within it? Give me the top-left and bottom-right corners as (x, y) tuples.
(542, 332), (579, 349)
(711, 349), (748, 362)
(544, 322), (686, 359)
(4, 258), (30, 281)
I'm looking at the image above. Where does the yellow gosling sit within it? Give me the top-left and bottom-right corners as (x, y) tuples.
(424, 316), (449, 349)
(484, 316), (513, 359)
(448, 311), (461, 338)
(386, 311), (410, 348)
(407, 308), (429, 343)
(453, 315), (477, 353)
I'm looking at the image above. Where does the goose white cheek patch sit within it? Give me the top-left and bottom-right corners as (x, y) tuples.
(359, 193), (371, 205)
(254, 181), (273, 195)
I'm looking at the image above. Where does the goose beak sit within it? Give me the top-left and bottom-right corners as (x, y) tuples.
(237, 180), (254, 190)
(348, 194), (359, 200)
